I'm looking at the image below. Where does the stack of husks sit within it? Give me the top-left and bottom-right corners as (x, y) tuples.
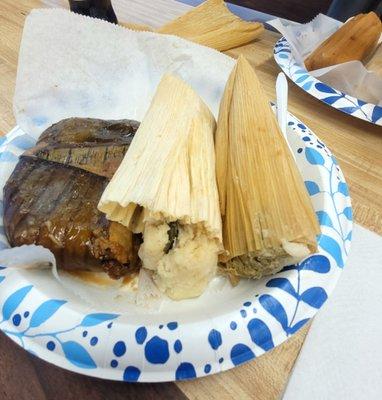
(99, 56), (320, 299)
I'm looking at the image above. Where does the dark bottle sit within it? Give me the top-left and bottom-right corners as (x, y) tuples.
(69, 0), (118, 24)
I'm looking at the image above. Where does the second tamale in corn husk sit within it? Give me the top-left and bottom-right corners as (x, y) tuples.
(215, 55), (320, 279)
(157, 0), (264, 51)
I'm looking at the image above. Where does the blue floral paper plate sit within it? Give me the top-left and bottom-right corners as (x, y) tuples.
(274, 37), (382, 126)
(0, 115), (352, 382)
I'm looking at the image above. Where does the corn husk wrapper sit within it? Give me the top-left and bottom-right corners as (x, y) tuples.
(98, 74), (222, 299)
(157, 0), (264, 51)
(215, 56), (320, 278)
(99, 73), (221, 240)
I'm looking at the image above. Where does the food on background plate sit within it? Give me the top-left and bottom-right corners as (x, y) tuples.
(215, 56), (320, 280)
(69, 0), (118, 24)
(156, 0), (264, 51)
(98, 74), (222, 300)
(3, 118), (141, 279)
(304, 12), (382, 71)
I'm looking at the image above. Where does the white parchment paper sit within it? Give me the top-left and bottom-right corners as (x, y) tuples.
(269, 14), (382, 105)
(14, 8), (235, 139)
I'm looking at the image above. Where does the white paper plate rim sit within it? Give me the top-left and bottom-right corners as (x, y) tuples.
(0, 115), (352, 382)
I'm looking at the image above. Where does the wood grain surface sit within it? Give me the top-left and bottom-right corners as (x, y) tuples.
(0, 1), (381, 400)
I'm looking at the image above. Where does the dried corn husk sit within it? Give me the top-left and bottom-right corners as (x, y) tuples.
(99, 74), (221, 239)
(215, 55), (320, 279)
(305, 12), (382, 71)
(99, 74), (222, 299)
(120, 21), (154, 32)
(157, 0), (264, 51)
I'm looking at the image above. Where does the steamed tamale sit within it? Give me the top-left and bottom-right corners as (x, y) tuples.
(215, 56), (320, 279)
(157, 0), (264, 51)
(4, 118), (141, 279)
(305, 12), (382, 71)
(99, 74), (222, 300)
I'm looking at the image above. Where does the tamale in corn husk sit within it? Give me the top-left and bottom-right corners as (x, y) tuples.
(215, 55), (320, 279)
(99, 74), (222, 300)
(157, 0), (264, 51)
(305, 12), (382, 71)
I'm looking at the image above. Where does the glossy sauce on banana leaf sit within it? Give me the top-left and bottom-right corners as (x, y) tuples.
(3, 118), (141, 279)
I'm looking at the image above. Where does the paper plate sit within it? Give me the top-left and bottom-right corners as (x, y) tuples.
(274, 37), (382, 126)
(0, 116), (352, 382)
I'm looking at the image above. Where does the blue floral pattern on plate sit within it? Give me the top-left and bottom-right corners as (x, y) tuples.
(274, 37), (382, 126)
(0, 118), (352, 382)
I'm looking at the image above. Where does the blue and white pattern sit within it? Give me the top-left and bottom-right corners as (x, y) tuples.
(0, 119), (352, 382)
(274, 37), (382, 126)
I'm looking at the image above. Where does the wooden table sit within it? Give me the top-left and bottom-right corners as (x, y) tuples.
(0, 1), (381, 399)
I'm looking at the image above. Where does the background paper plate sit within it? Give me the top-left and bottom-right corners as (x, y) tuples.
(274, 37), (382, 126)
(0, 115), (352, 382)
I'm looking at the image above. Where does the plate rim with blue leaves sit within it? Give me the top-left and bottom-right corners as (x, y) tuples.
(273, 37), (382, 126)
(0, 113), (352, 382)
